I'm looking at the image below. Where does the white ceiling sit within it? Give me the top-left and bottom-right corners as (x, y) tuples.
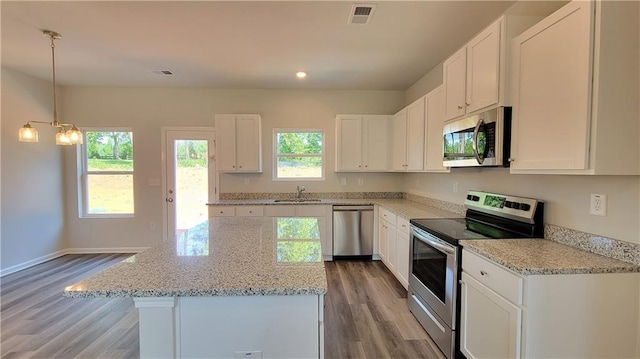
(1, 1), (562, 90)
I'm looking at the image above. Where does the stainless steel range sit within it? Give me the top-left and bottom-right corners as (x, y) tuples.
(408, 191), (544, 359)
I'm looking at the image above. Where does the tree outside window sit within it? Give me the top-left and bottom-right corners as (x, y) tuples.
(81, 130), (134, 216)
(275, 130), (324, 180)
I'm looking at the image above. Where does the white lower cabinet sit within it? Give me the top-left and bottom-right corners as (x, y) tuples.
(395, 218), (410, 289)
(378, 206), (410, 290)
(461, 249), (640, 359)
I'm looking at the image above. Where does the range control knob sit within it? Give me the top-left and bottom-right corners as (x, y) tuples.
(504, 201), (513, 208)
(520, 203), (531, 211)
(512, 202), (521, 210)
(472, 195), (480, 201)
(467, 194), (473, 200)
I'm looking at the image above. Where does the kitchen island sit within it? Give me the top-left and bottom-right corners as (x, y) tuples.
(64, 217), (327, 359)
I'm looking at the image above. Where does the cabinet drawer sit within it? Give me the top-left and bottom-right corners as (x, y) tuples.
(209, 206), (236, 217)
(295, 205), (326, 217)
(264, 205), (296, 217)
(397, 217), (410, 234)
(379, 207), (397, 225)
(462, 249), (522, 305)
(235, 206), (264, 217)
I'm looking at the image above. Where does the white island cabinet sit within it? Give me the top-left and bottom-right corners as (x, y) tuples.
(460, 248), (639, 359)
(64, 217), (327, 359)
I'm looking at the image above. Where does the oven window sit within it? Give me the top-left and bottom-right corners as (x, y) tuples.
(412, 237), (447, 302)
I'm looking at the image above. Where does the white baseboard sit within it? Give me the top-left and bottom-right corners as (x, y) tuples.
(0, 247), (149, 277)
(0, 249), (69, 277)
(66, 247), (149, 254)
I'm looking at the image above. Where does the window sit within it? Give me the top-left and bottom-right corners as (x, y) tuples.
(80, 130), (134, 217)
(274, 130), (324, 180)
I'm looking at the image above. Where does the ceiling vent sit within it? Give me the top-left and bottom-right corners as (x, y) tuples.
(151, 70), (174, 75)
(348, 4), (377, 25)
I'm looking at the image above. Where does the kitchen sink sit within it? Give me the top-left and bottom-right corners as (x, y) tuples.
(273, 199), (322, 203)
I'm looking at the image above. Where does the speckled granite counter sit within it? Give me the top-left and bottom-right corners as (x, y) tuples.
(64, 217), (328, 298)
(461, 239), (640, 275)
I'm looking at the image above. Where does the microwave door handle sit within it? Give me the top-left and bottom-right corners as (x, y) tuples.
(472, 119), (485, 165)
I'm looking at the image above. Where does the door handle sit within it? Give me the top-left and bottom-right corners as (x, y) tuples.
(166, 198), (174, 202)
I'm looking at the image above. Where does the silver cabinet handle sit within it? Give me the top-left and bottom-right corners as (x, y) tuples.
(457, 105), (463, 110)
(166, 198), (174, 202)
(480, 270), (487, 276)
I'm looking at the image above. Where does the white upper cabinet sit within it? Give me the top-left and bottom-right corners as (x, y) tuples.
(393, 98), (425, 171)
(215, 114), (262, 172)
(424, 85), (450, 172)
(444, 16), (542, 121)
(444, 19), (501, 120)
(335, 115), (391, 172)
(510, 0), (639, 175)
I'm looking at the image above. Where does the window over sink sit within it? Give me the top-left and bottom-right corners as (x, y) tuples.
(273, 129), (324, 180)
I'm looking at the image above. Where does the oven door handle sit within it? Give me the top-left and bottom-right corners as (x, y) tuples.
(472, 118), (485, 165)
(413, 230), (455, 255)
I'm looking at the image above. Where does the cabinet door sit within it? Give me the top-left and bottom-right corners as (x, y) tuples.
(443, 47), (467, 120)
(336, 115), (363, 171)
(510, 1), (592, 171)
(460, 272), (522, 359)
(395, 226), (410, 289)
(215, 115), (237, 171)
(406, 98), (425, 171)
(235, 115), (262, 172)
(466, 19), (501, 114)
(386, 223), (397, 273)
(424, 86), (449, 172)
(378, 220), (387, 262)
(363, 116), (390, 171)
(392, 109), (408, 171)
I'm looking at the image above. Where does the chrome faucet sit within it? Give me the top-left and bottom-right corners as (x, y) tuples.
(296, 186), (305, 199)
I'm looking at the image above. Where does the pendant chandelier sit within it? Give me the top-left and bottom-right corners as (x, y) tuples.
(18, 30), (82, 145)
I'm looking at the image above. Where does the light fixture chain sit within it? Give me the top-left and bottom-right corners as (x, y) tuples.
(50, 35), (59, 127)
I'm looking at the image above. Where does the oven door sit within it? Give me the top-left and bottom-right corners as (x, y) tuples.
(409, 226), (459, 329)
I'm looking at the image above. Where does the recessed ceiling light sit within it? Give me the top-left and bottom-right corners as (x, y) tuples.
(296, 71), (307, 79)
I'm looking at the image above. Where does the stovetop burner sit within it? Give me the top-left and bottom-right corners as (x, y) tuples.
(410, 190), (544, 246)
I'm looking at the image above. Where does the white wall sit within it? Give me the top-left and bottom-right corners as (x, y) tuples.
(1, 68), (67, 271)
(404, 170), (640, 245)
(60, 87), (405, 249)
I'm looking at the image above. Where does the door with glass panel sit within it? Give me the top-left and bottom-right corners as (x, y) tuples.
(164, 129), (216, 242)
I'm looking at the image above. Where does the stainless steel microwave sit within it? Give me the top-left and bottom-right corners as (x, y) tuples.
(442, 107), (511, 167)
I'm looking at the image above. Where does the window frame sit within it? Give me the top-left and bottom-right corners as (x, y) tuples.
(272, 128), (325, 181)
(78, 127), (135, 218)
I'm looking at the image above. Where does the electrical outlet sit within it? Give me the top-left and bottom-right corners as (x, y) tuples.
(453, 181), (458, 193)
(590, 194), (607, 216)
(234, 351), (262, 359)
(358, 178), (364, 186)
(149, 222), (156, 230)
(340, 177), (347, 186)
(244, 177), (250, 185)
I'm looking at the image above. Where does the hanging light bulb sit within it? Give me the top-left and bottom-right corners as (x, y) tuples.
(67, 126), (83, 145)
(55, 129), (71, 145)
(18, 124), (39, 142)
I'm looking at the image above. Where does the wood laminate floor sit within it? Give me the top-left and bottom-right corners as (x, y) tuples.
(1, 255), (445, 359)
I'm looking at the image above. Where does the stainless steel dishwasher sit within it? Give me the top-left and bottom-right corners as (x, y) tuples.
(332, 205), (374, 259)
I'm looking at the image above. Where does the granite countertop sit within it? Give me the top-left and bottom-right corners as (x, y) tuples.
(209, 198), (464, 220)
(461, 239), (640, 275)
(64, 217), (328, 298)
